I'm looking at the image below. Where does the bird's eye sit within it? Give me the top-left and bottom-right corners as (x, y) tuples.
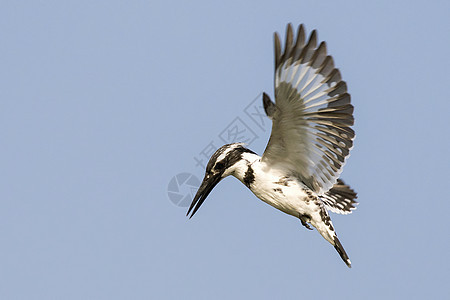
(215, 162), (225, 170)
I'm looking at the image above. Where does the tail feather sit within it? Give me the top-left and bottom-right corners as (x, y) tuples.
(310, 194), (353, 268)
(334, 236), (351, 268)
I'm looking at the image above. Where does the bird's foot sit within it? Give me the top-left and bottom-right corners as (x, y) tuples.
(299, 215), (313, 230)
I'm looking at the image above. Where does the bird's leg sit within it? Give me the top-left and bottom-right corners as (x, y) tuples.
(299, 214), (313, 230)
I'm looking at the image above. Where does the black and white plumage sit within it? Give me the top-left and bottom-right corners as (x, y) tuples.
(187, 24), (357, 268)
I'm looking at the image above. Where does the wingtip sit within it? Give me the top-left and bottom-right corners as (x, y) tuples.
(274, 32), (281, 68)
(262, 92), (276, 119)
(286, 22), (293, 33)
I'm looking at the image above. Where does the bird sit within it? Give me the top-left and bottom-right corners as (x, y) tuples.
(187, 24), (357, 268)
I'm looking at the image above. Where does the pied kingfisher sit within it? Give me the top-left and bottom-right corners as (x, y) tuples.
(187, 24), (357, 268)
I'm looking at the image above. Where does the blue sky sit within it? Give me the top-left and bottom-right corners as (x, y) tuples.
(1, 0), (449, 299)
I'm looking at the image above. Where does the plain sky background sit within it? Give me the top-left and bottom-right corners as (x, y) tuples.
(1, 0), (449, 299)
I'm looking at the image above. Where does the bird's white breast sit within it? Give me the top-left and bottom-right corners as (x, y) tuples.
(240, 159), (316, 218)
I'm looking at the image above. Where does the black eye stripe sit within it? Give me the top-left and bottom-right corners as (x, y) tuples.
(206, 144), (257, 173)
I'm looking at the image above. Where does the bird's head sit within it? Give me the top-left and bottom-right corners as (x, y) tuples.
(186, 143), (255, 218)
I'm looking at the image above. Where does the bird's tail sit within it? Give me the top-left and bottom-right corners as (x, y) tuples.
(333, 236), (351, 268)
(313, 205), (352, 268)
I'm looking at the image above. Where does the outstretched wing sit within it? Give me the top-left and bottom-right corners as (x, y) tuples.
(262, 24), (355, 195)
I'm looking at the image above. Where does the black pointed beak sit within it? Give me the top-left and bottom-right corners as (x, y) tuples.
(186, 173), (222, 219)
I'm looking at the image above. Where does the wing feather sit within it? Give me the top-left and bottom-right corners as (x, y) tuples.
(262, 24), (355, 195)
(321, 179), (358, 214)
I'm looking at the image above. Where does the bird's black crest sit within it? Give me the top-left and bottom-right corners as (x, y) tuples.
(206, 144), (256, 173)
